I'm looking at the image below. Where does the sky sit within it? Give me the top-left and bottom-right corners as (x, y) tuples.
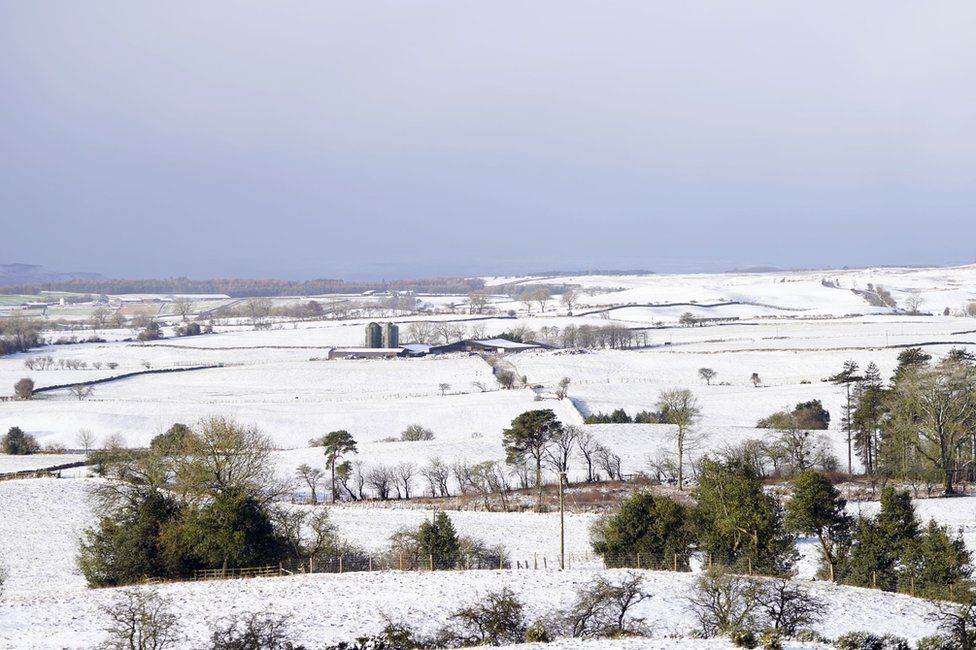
(2, 2), (976, 280)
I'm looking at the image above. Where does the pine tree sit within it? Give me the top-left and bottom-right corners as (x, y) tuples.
(784, 470), (852, 581)
(694, 457), (796, 575)
(418, 512), (461, 569)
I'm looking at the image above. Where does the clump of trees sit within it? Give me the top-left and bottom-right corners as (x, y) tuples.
(78, 417), (358, 586)
(756, 400), (830, 430)
(836, 486), (972, 600)
(2, 426), (40, 455)
(593, 456), (797, 577)
(0, 317), (42, 356)
(830, 349), (976, 494)
(401, 424), (435, 442)
(136, 321), (163, 341)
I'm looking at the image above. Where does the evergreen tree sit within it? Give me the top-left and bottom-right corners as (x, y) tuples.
(319, 430), (357, 502)
(831, 360), (862, 476)
(591, 492), (695, 568)
(418, 512), (462, 569)
(694, 457), (796, 575)
(502, 410), (563, 509)
(784, 470), (852, 581)
(905, 519), (973, 600)
(1, 426), (39, 455)
(841, 487), (920, 591)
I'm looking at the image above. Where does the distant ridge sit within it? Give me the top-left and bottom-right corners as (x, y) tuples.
(0, 263), (103, 288)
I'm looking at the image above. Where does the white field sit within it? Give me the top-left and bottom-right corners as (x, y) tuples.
(0, 483), (949, 648)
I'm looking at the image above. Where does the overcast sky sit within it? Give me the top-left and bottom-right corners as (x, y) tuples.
(2, 2), (975, 280)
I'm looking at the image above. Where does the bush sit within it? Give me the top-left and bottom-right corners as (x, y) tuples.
(561, 572), (649, 638)
(687, 569), (762, 638)
(759, 630), (782, 650)
(14, 377), (34, 400)
(730, 627), (757, 648)
(207, 612), (298, 650)
(400, 425), (435, 442)
(443, 588), (528, 646)
(2, 426), (40, 455)
(833, 632), (910, 650)
(101, 589), (181, 650)
(915, 637), (958, 650)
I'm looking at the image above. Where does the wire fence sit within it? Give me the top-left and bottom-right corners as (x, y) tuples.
(180, 551), (784, 583)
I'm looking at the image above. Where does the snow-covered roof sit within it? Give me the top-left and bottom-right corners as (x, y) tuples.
(473, 338), (540, 349)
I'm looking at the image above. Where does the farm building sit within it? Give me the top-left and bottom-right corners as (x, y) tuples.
(328, 347), (405, 360)
(428, 338), (542, 355)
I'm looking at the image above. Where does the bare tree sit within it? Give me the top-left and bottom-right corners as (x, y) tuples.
(467, 292), (488, 314)
(656, 388), (703, 490)
(77, 428), (96, 456)
(561, 288), (577, 313)
(545, 424), (580, 485)
(69, 384), (95, 401)
(698, 368), (717, 385)
(438, 383), (451, 396)
(295, 463), (325, 504)
(171, 296), (193, 322)
(421, 457), (451, 497)
(595, 444), (622, 481)
(393, 461), (417, 499)
(469, 460), (511, 511)
(14, 377), (34, 400)
(905, 289), (925, 314)
(556, 377), (571, 399)
(576, 430), (599, 482)
(533, 287), (551, 313)
(366, 464), (393, 500)
(406, 321), (437, 345)
(563, 573), (650, 638)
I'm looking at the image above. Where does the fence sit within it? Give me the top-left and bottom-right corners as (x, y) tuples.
(175, 551), (779, 585)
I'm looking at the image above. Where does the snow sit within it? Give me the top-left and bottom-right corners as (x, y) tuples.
(0, 568), (943, 649)
(0, 454), (86, 474)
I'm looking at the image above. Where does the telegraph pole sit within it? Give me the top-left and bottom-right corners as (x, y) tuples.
(559, 471), (566, 570)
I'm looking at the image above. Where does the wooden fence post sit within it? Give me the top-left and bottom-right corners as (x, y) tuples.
(338, 556), (343, 574)
(429, 554), (434, 571)
(636, 553), (641, 569)
(747, 558), (752, 576)
(399, 554), (403, 572)
(673, 554), (678, 572)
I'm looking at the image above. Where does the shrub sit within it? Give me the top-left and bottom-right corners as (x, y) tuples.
(444, 588), (527, 646)
(561, 572), (649, 638)
(101, 589), (181, 650)
(687, 568), (762, 638)
(730, 627), (757, 648)
(833, 632), (910, 650)
(401, 425), (435, 442)
(915, 637), (957, 650)
(207, 611), (296, 650)
(759, 630), (782, 650)
(2, 426), (40, 455)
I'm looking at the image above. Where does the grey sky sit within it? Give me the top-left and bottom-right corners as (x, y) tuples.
(2, 2), (975, 280)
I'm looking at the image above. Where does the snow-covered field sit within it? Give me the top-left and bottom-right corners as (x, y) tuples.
(2, 266), (976, 647)
(0, 566), (943, 649)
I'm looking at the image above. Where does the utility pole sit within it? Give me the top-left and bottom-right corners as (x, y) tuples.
(559, 470), (566, 570)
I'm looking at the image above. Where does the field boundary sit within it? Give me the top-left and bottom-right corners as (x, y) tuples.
(32, 364), (224, 394)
